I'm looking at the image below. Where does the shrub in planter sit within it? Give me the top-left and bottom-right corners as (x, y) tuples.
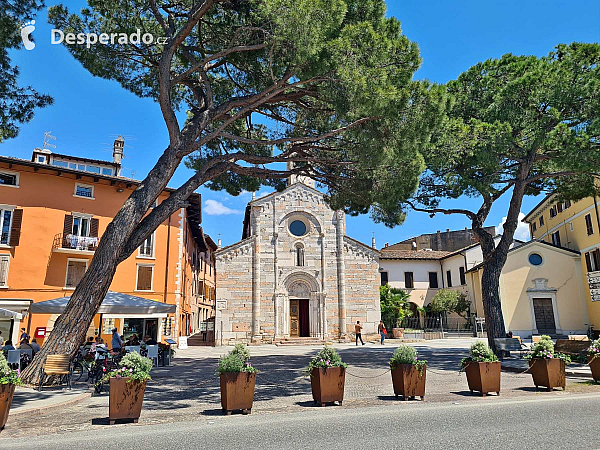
(525, 335), (570, 391)
(217, 344), (258, 415)
(0, 352), (21, 432)
(460, 341), (501, 396)
(587, 338), (600, 382)
(307, 346), (347, 406)
(100, 351), (152, 424)
(389, 345), (427, 400)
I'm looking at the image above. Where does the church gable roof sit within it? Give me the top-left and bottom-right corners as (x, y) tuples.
(249, 182), (325, 207)
(241, 183), (327, 240)
(344, 235), (380, 256)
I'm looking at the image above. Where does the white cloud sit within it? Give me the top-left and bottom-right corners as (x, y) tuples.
(496, 212), (531, 242)
(204, 199), (242, 216)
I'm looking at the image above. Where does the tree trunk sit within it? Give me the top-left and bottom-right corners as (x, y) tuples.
(473, 177), (528, 355)
(21, 146), (185, 385)
(480, 257), (507, 353)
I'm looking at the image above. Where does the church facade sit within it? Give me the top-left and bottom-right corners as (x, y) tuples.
(214, 177), (381, 345)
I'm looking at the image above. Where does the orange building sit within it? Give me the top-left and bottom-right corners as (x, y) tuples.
(0, 139), (216, 346)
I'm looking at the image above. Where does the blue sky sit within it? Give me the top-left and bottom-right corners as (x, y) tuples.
(3, 1), (599, 247)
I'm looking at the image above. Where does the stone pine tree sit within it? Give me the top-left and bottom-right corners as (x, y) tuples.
(21, 0), (442, 383)
(405, 43), (600, 353)
(0, 0), (53, 141)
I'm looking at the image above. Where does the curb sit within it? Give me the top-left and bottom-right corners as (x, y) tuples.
(10, 390), (92, 417)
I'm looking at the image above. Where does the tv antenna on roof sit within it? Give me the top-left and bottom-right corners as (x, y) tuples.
(43, 131), (56, 150)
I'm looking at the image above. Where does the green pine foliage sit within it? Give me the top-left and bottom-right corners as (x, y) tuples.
(407, 42), (600, 347)
(47, 0), (442, 225)
(0, 1), (53, 141)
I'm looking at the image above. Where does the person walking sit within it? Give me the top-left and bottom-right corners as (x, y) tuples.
(111, 327), (123, 351)
(355, 321), (365, 346)
(0, 330), (4, 347)
(378, 320), (386, 345)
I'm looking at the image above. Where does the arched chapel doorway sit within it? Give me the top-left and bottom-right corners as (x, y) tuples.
(283, 273), (321, 338)
(288, 279), (311, 337)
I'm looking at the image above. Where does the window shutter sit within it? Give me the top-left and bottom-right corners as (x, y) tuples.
(8, 209), (23, 246)
(0, 256), (9, 286)
(63, 214), (73, 236)
(594, 250), (600, 272)
(90, 218), (99, 238)
(137, 266), (153, 290)
(585, 252), (593, 272)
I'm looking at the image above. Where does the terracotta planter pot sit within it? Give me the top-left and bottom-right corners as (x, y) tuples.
(220, 372), (256, 415)
(109, 378), (147, 425)
(0, 384), (16, 431)
(391, 364), (426, 400)
(589, 356), (600, 382)
(464, 361), (501, 396)
(310, 367), (345, 406)
(392, 328), (404, 339)
(529, 358), (565, 390)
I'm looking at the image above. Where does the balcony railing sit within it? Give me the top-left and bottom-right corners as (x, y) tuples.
(52, 233), (99, 252)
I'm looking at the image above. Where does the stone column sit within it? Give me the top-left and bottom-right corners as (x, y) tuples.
(335, 210), (346, 338)
(251, 211), (261, 341)
(320, 232), (327, 339)
(273, 199), (280, 338)
(321, 293), (327, 339)
(273, 233), (279, 338)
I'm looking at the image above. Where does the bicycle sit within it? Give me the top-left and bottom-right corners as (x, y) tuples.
(71, 351), (95, 382)
(587, 324), (596, 340)
(92, 349), (121, 394)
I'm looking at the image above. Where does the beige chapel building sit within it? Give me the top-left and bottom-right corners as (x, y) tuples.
(214, 176), (381, 345)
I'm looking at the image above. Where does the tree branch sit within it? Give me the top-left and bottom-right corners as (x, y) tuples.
(217, 116), (376, 147)
(405, 200), (477, 221)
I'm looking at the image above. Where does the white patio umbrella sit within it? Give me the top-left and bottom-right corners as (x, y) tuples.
(30, 291), (176, 315)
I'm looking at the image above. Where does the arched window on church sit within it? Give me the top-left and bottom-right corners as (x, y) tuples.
(295, 244), (305, 267)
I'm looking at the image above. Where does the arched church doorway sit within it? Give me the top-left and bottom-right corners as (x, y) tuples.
(288, 279), (311, 337)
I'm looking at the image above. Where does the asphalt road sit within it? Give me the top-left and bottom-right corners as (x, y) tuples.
(4, 392), (600, 449)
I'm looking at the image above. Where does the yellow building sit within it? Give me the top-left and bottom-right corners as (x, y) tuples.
(467, 240), (588, 337)
(522, 194), (600, 330)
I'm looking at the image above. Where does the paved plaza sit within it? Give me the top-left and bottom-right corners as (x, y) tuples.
(2, 338), (599, 440)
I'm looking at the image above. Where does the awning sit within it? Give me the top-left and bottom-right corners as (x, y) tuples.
(0, 307), (23, 320)
(30, 291), (176, 315)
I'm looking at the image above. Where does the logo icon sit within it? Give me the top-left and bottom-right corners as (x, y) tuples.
(21, 20), (36, 50)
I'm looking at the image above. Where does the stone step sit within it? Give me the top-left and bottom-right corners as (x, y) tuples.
(274, 338), (330, 346)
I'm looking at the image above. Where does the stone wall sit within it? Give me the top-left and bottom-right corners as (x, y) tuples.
(343, 237), (381, 335)
(215, 183), (381, 345)
(215, 237), (255, 343)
